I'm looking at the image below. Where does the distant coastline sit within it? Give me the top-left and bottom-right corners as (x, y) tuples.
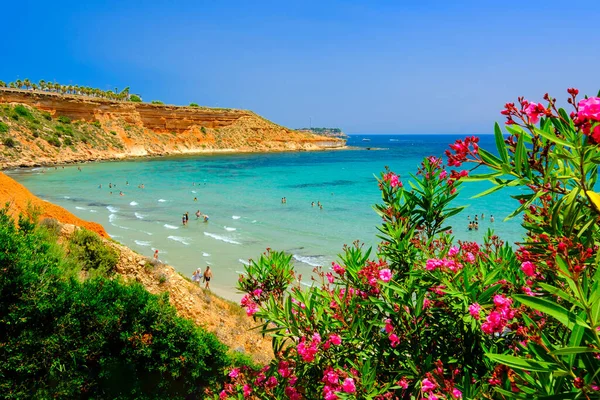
(0, 88), (346, 169)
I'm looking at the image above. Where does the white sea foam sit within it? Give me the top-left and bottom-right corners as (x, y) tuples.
(89, 210), (97, 213)
(108, 233), (121, 238)
(134, 212), (146, 219)
(232, 215), (241, 220)
(191, 190), (197, 193)
(64, 196), (70, 199)
(134, 240), (152, 246)
(238, 259), (251, 266)
(164, 224), (179, 230)
(202, 252), (211, 257)
(224, 226), (236, 231)
(106, 206), (119, 213)
(109, 214), (117, 223)
(129, 201), (139, 206)
(168, 236), (191, 245)
(293, 255), (323, 268)
(75, 206), (86, 210)
(139, 230), (153, 236)
(158, 199), (167, 203)
(204, 232), (241, 245)
(251, 220), (257, 223)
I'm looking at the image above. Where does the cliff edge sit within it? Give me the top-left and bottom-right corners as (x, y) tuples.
(0, 88), (345, 169)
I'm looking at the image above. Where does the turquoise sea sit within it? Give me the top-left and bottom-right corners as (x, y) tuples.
(7, 134), (525, 301)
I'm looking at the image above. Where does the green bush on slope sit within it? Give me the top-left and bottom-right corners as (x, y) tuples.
(0, 208), (229, 399)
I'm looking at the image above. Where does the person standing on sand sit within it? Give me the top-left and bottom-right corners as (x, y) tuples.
(182, 214), (187, 226)
(185, 212), (189, 224)
(203, 266), (212, 289)
(153, 249), (159, 264)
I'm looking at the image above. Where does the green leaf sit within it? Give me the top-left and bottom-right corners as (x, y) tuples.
(478, 148), (503, 167)
(534, 127), (573, 148)
(515, 132), (525, 175)
(471, 184), (505, 199)
(486, 353), (559, 372)
(550, 346), (598, 356)
(495, 122), (509, 163)
(514, 295), (590, 330)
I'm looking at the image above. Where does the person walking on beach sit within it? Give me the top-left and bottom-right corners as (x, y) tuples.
(153, 249), (159, 264)
(182, 214), (187, 226)
(203, 266), (212, 289)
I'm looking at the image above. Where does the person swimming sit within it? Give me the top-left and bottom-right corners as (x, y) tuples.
(311, 202), (315, 207)
(203, 215), (209, 222)
(119, 191), (124, 196)
(468, 222), (473, 231)
(195, 210), (202, 219)
(490, 215), (495, 223)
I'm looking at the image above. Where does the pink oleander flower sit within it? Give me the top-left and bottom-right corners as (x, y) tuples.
(228, 368), (239, 378)
(482, 310), (505, 334)
(323, 369), (339, 385)
(242, 384), (252, 397)
(390, 174), (401, 187)
(389, 333), (400, 347)
(245, 301), (259, 316)
(440, 170), (448, 179)
(422, 378), (437, 392)
(448, 246), (459, 257)
(329, 333), (342, 345)
(326, 272), (335, 283)
(219, 390), (228, 399)
(398, 378), (409, 389)
(452, 388), (463, 398)
(429, 395), (439, 400)
(342, 377), (356, 393)
(579, 97), (600, 121)
(524, 102), (546, 124)
(493, 294), (513, 309)
(521, 261), (536, 277)
(469, 303), (481, 319)
(465, 252), (475, 263)
(332, 262), (345, 275)
(379, 268), (392, 282)
(384, 318), (394, 334)
(266, 376), (278, 388)
(252, 288), (263, 297)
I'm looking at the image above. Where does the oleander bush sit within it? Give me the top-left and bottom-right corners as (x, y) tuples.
(0, 208), (230, 399)
(223, 89), (600, 399)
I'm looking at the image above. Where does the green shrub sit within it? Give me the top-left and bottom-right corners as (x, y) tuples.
(57, 115), (71, 124)
(69, 228), (118, 275)
(2, 137), (17, 148)
(14, 105), (33, 119)
(31, 130), (39, 138)
(63, 137), (73, 146)
(90, 120), (101, 128)
(110, 130), (117, 135)
(189, 103), (199, 107)
(0, 121), (8, 133)
(129, 94), (142, 102)
(41, 111), (52, 121)
(201, 126), (207, 134)
(0, 209), (230, 399)
(151, 100), (164, 105)
(46, 136), (61, 147)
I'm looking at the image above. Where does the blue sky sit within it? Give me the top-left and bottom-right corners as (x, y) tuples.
(2, 0), (599, 133)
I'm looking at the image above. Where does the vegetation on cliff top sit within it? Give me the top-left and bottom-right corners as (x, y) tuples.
(0, 79), (140, 102)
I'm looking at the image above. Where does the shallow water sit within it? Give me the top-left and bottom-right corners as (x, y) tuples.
(7, 134), (525, 301)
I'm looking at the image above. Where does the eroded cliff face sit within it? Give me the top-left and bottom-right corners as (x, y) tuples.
(0, 88), (345, 168)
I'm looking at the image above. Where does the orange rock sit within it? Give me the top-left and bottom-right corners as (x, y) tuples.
(0, 172), (108, 238)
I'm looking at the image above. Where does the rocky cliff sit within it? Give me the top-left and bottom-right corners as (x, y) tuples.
(0, 88), (345, 169)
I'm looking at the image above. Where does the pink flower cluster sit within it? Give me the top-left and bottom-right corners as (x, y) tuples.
(481, 295), (516, 335)
(297, 332), (321, 362)
(425, 257), (463, 273)
(420, 362), (463, 399)
(520, 261), (537, 277)
(322, 367), (357, 399)
(576, 96), (600, 143)
(384, 318), (401, 347)
(445, 136), (479, 167)
(240, 294), (259, 316)
(383, 172), (403, 188)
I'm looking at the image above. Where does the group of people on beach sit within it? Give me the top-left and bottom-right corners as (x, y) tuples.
(192, 266), (212, 289)
(467, 213), (495, 231)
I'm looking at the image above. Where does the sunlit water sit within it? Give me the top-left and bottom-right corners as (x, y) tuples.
(7, 134), (525, 301)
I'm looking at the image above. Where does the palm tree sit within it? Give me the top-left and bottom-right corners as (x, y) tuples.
(9, 82), (16, 88)
(39, 79), (46, 91)
(0, 81), (6, 87)
(15, 80), (22, 89)
(32, 83), (38, 91)
(23, 79), (31, 90)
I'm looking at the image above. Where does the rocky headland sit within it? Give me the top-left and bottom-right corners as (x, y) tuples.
(0, 88), (345, 169)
